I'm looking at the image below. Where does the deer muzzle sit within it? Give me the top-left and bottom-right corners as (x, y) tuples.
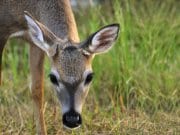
(62, 109), (82, 129)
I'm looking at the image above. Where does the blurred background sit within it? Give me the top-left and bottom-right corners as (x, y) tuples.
(0, 0), (179, 134)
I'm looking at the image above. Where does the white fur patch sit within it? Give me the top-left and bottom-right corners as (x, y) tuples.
(50, 68), (61, 93)
(83, 69), (93, 80)
(10, 31), (25, 38)
(51, 68), (60, 79)
(82, 50), (91, 56)
(61, 104), (70, 114)
(63, 124), (81, 130)
(56, 83), (62, 93)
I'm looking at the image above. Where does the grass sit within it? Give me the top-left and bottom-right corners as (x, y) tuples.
(0, 0), (179, 134)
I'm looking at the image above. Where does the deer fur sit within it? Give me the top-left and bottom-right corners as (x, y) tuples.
(0, 0), (120, 134)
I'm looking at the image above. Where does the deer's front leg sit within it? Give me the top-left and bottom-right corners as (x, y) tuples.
(30, 44), (46, 135)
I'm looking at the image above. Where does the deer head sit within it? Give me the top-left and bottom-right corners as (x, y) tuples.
(25, 12), (120, 129)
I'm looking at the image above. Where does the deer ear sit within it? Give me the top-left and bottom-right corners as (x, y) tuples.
(24, 11), (53, 56)
(81, 24), (120, 55)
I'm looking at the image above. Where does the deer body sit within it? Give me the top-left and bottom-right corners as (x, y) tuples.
(0, 0), (120, 134)
(0, 0), (79, 40)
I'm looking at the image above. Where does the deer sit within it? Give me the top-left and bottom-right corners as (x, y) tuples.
(0, 0), (120, 134)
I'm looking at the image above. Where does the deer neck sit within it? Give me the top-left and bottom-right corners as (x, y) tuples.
(38, 0), (79, 43)
(61, 0), (79, 42)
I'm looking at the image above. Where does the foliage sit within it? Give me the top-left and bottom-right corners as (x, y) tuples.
(0, 0), (179, 134)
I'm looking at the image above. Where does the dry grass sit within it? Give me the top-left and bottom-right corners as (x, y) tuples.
(0, 81), (179, 134)
(0, 0), (179, 134)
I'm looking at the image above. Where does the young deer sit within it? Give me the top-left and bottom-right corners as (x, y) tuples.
(0, 0), (120, 134)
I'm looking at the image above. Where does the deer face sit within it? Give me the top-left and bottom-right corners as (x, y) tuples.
(25, 13), (120, 129)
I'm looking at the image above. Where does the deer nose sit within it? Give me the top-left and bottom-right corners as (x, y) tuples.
(63, 110), (82, 129)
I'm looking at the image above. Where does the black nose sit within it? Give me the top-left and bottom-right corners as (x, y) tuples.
(63, 110), (82, 128)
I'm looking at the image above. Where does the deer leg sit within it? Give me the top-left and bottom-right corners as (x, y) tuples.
(0, 38), (7, 85)
(29, 44), (46, 135)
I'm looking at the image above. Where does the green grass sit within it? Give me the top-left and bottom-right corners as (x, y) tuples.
(0, 0), (179, 134)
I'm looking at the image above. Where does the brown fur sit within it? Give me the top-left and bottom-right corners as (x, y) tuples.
(61, 0), (79, 42)
(0, 1), (119, 133)
(0, 0), (79, 134)
(59, 46), (85, 84)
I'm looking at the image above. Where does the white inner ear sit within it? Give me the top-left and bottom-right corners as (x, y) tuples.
(25, 15), (44, 42)
(90, 26), (119, 53)
(25, 14), (51, 56)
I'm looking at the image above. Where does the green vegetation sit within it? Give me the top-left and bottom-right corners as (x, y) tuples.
(0, 0), (179, 134)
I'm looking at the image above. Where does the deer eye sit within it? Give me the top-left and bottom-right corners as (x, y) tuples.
(49, 74), (59, 86)
(85, 73), (94, 85)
